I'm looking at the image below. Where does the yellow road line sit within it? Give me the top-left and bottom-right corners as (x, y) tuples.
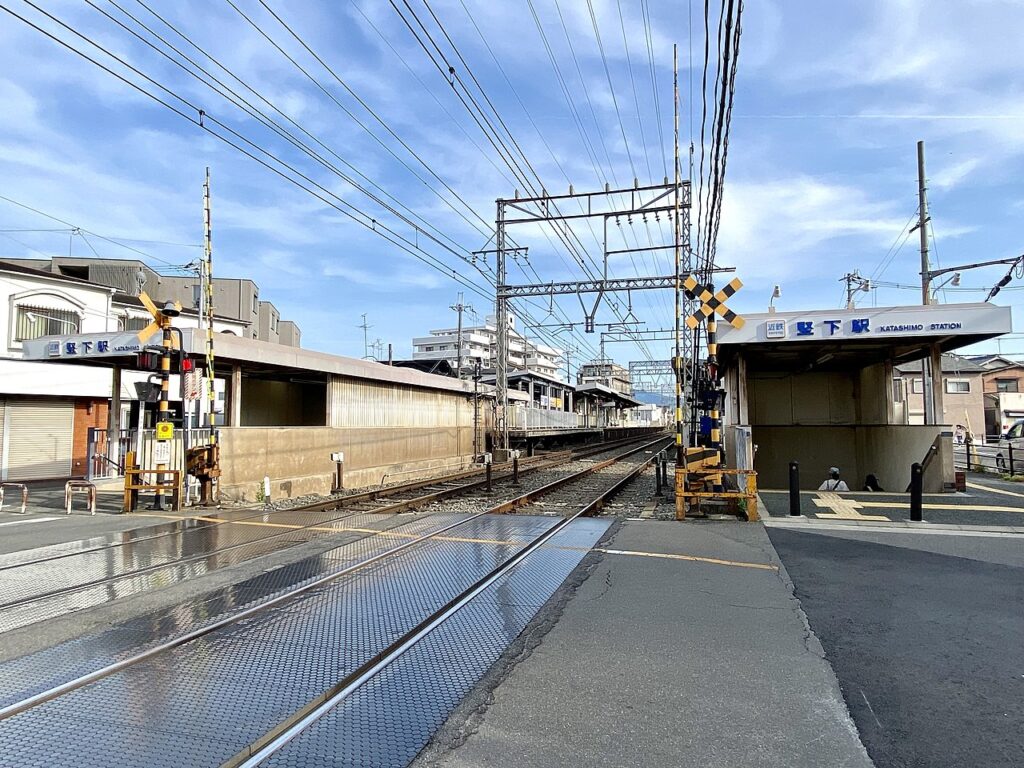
(857, 501), (1024, 514)
(966, 481), (1024, 499)
(137, 512), (778, 570)
(596, 547), (777, 571)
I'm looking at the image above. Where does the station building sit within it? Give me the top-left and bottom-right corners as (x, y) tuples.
(718, 302), (1012, 492)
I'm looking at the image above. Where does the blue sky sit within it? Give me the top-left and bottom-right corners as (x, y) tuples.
(1, 0), (1022, 367)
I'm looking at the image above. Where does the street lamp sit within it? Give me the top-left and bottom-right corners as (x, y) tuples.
(768, 285), (781, 314)
(930, 272), (961, 303)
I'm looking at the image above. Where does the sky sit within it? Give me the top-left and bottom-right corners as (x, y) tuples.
(0, 0), (1022, 372)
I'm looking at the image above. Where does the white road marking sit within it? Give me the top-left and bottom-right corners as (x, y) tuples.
(0, 516), (61, 527)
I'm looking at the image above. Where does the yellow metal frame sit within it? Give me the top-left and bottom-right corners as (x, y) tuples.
(675, 466), (760, 522)
(122, 451), (182, 513)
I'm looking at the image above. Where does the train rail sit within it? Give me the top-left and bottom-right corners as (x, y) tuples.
(0, 433), (667, 635)
(0, 436), (669, 768)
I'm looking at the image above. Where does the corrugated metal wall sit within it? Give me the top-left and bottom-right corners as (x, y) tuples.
(329, 377), (472, 429)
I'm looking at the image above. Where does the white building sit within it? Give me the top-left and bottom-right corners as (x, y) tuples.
(0, 259), (246, 481)
(412, 314), (564, 380)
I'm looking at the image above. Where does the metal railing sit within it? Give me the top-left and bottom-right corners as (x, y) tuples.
(87, 427), (215, 480)
(952, 437), (1021, 475)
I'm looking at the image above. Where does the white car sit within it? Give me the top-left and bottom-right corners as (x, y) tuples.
(996, 420), (1024, 474)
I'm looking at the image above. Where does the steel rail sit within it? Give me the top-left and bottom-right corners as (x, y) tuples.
(0, 450), (569, 573)
(226, 436), (670, 767)
(0, 437), (660, 613)
(0, 434), (652, 572)
(0, 436), (666, 724)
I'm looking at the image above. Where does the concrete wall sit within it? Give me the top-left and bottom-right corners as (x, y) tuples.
(217, 424), (478, 502)
(753, 424), (949, 492)
(217, 377), (486, 501)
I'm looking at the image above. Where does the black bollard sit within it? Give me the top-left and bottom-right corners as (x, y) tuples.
(512, 454), (520, 485)
(661, 456), (669, 489)
(789, 461), (801, 516)
(1009, 443), (1016, 475)
(655, 457), (664, 496)
(486, 460), (493, 493)
(910, 462), (923, 521)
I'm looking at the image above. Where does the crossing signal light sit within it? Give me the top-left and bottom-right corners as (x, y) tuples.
(137, 351), (161, 371)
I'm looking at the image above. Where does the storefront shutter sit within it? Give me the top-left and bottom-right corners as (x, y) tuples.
(4, 401), (74, 481)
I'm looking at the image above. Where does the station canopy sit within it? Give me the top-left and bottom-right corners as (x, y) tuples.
(718, 302), (1012, 371)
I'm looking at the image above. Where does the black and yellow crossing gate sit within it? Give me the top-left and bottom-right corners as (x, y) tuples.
(676, 275), (758, 521)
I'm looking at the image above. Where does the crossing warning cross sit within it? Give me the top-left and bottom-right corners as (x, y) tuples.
(683, 276), (745, 330)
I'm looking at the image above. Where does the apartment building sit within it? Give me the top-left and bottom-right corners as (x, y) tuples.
(9, 257), (300, 346)
(577, 359), (633, 396)
(412, 314), (564, 380)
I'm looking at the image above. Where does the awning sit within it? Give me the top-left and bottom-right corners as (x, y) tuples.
(719, 302), (1012, 371)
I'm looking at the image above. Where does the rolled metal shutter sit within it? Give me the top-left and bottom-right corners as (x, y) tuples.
(6, 401), (74, 480)
(0, 401), (5, 481)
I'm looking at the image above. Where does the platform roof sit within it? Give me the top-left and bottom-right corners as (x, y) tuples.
(21, 327), (483, 397)
(574, 382), (642, 408)
(718, 302), (1012, 372)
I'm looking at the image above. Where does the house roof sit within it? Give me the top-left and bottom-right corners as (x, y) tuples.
(0, 259), (115, 290)
(966, 354), (1024, 372)
(895, 354), (987, 374)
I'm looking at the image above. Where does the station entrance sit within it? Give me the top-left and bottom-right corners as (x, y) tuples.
(718, 302), (1012, 492)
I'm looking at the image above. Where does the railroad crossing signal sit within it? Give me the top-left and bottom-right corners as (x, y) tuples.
(683, 276), (745, 330)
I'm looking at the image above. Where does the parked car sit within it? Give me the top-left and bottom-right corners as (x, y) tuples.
(996, 420), (1024, 474)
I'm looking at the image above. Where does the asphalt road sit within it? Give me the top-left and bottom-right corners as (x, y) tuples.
(760, 473), (1024, 527)
(767, 525), (1024, 768)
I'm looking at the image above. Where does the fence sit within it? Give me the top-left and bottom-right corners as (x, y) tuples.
(87, 427), (215, 480)
(507, 405), (584, 431)
(952, 437), (1021, 475)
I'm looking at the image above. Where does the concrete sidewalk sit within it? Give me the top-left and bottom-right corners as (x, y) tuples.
(419, 520), (871, 768)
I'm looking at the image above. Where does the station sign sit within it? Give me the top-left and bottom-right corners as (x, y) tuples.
(718, 303), (1012, 345)
(21, 332), (157, 360)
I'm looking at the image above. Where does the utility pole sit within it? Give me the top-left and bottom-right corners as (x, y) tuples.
(841, 270), (870, 309)
(449, 292), (473, 379)
(495, 198), (509, 458)
(200, 167), (218, 504)
(918, 140), (931, 306)
(358, 314), (372, 360)
(673, 43), (684, 469)
(916, 140), (941, 425)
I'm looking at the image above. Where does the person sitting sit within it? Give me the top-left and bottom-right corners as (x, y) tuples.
(863, 474), (884, 492)
(818, 466), (849, 492)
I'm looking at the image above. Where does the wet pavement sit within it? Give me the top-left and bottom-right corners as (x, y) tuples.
(0, 513), (611, 768)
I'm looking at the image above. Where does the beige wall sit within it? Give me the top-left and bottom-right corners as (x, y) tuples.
(218, 377), (487, 501)
(899, 372), (985, 435)
(750, 369), (886, 426)
(753, 424), (950, 492)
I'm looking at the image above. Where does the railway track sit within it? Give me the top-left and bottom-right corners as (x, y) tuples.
(0, 436), (669, 768)
(0, 434), (667, 635)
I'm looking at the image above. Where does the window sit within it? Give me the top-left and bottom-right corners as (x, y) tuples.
(910, 378), (924, 394)
(892, 378), (904, 402)
(996, 378), (1019, 393)
(14, 305), (80, 340)
(945, 379), (971, 394)
(119, 315), (150, 332)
